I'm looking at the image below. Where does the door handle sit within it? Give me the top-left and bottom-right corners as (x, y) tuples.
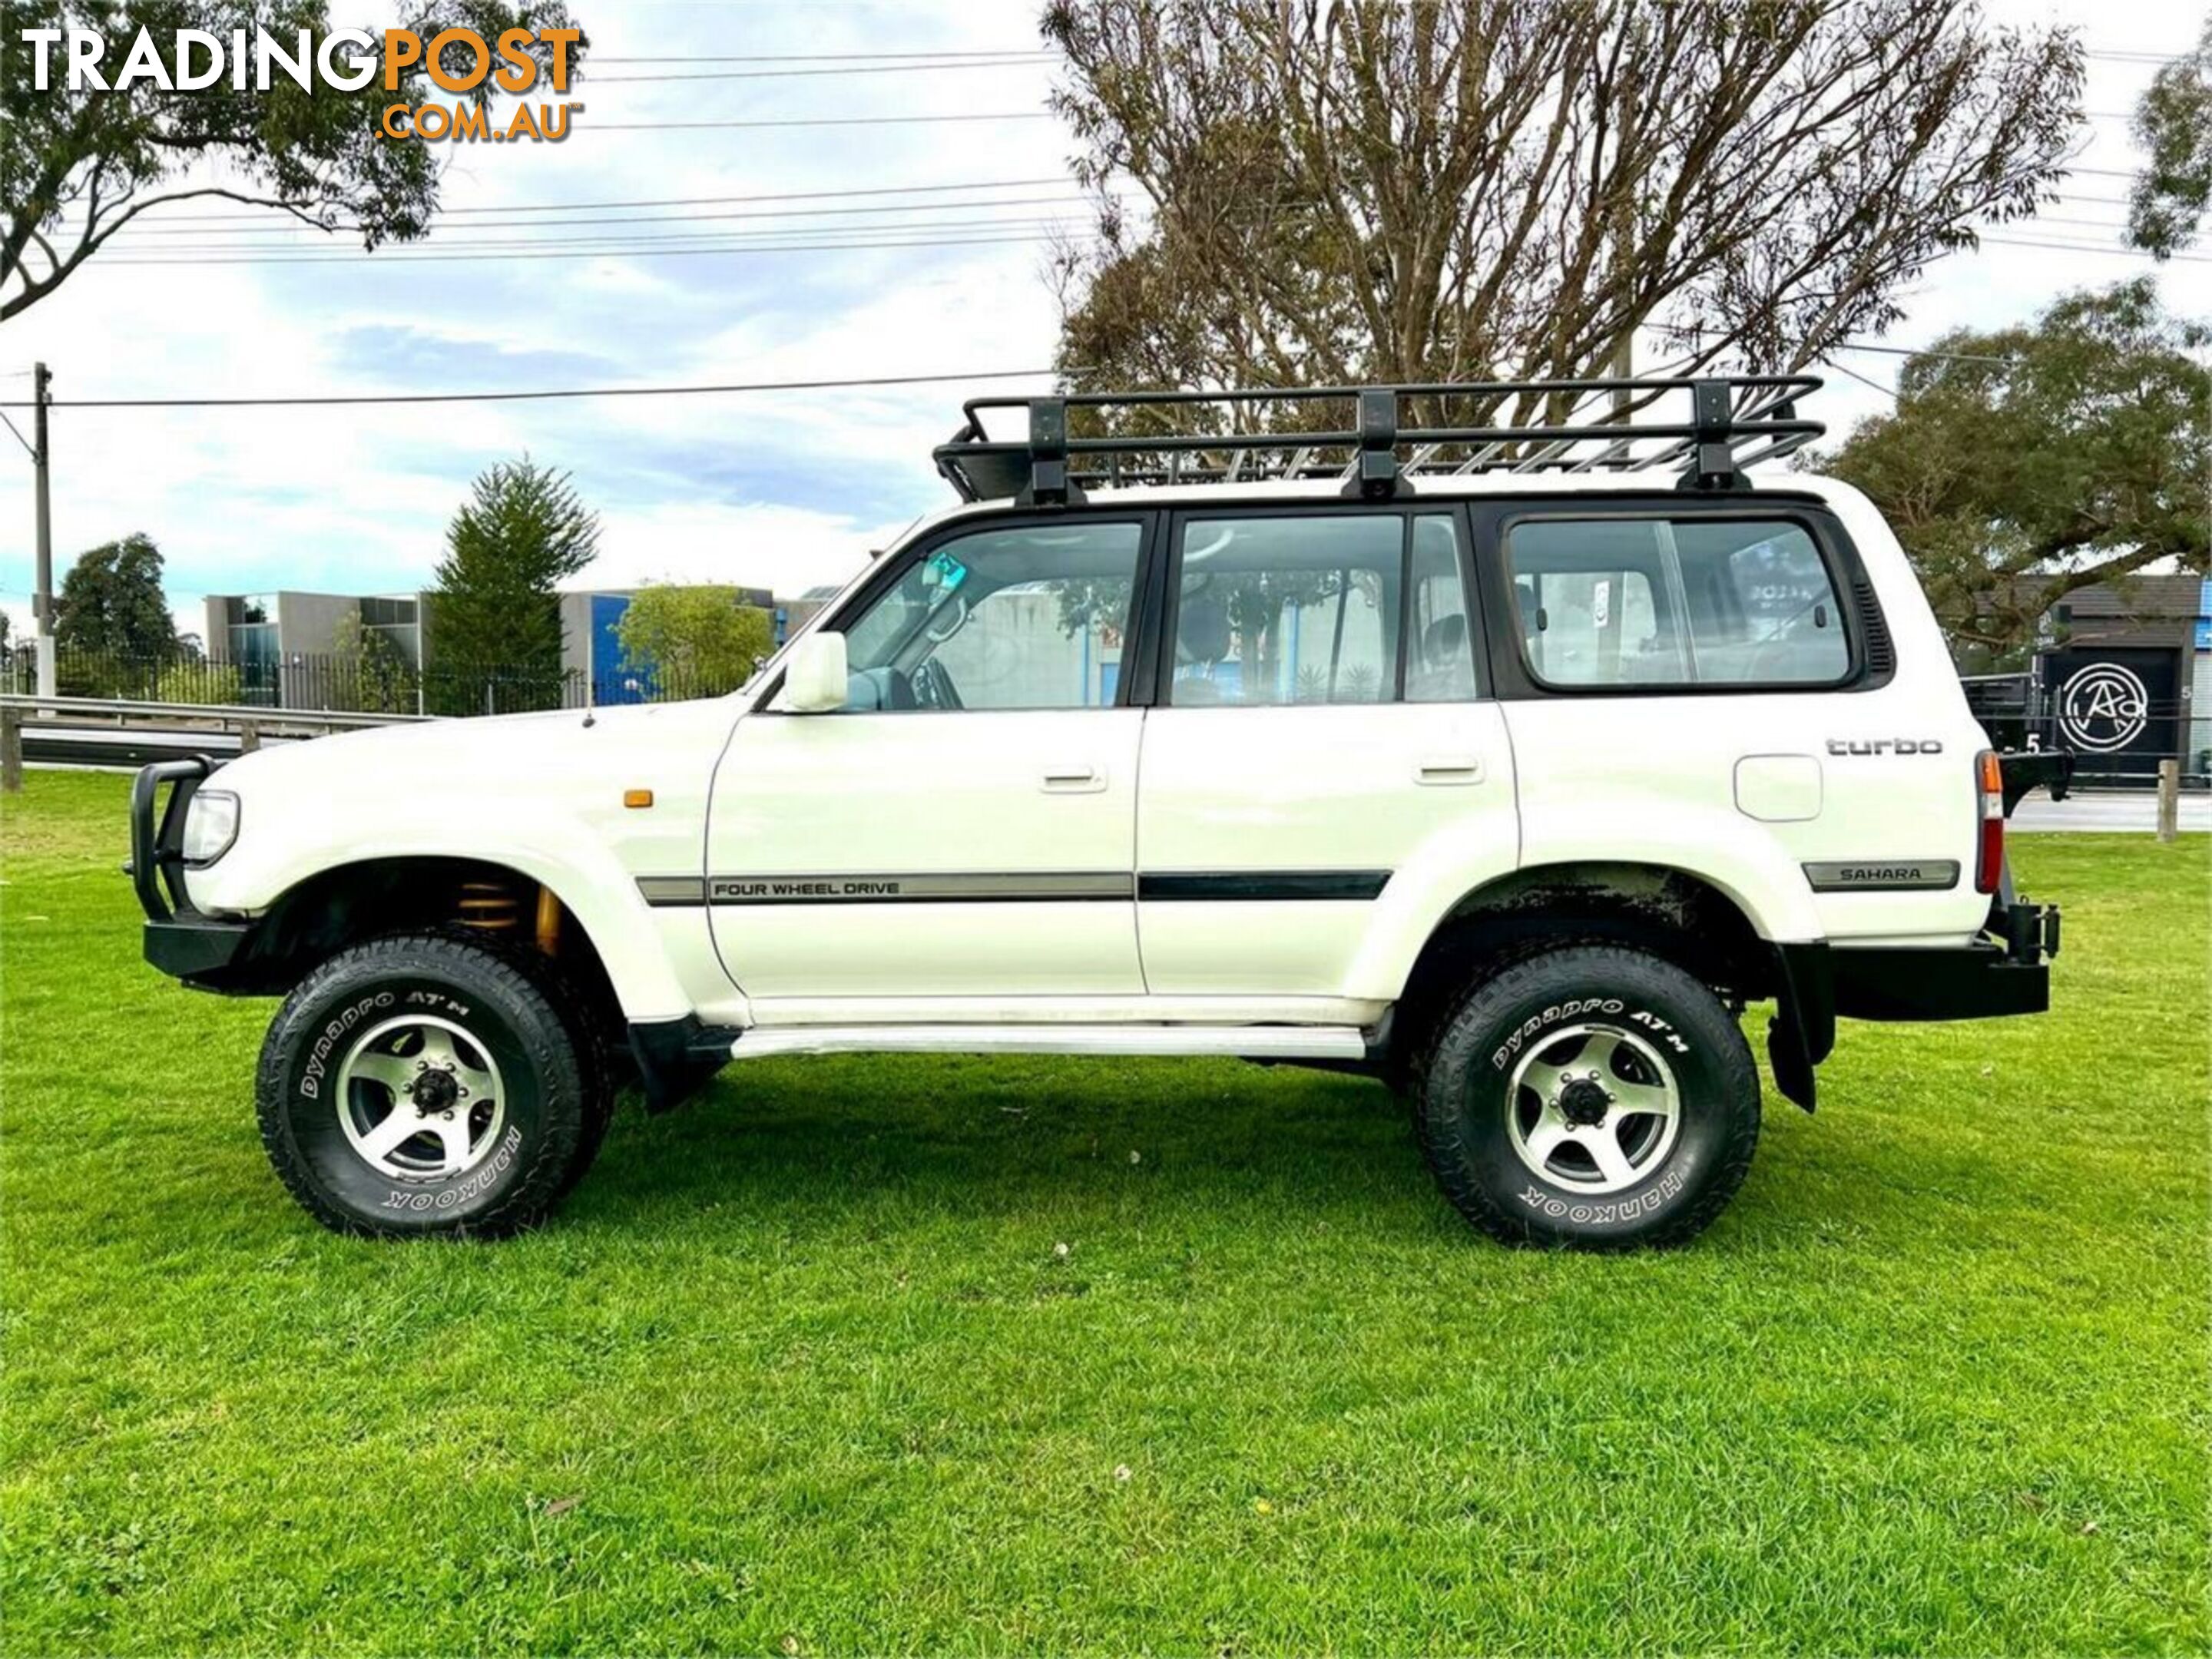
(1041, 764), (1107, 794)
(1416, 755), (1485, 786)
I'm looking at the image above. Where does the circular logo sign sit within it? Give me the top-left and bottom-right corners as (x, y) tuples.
(2056, 663), (2150, 753)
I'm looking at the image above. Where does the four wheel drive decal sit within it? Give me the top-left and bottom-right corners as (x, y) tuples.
(1803, 860), (1961, 892)
(637, 871), (1396, 906)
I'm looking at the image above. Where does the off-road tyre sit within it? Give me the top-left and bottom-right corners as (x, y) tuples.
(459, 929), (618, 1200)
(255, 932), (596, 1238)
(1413, 943), (1759, 1250)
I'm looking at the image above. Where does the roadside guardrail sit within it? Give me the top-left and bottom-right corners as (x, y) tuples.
(1, 694), (423, 791)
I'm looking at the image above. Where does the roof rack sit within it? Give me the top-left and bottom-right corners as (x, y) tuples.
(932, 374), (1823, 506)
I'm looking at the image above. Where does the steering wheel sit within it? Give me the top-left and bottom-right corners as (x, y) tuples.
(912, 657), (965, 710)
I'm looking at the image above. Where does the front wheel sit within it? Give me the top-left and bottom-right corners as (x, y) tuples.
(1414, 944), (1760, 1249)
(255, 933), (595, 1237)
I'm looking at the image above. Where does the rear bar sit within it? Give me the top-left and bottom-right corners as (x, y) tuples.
(1995, 750), (2075, 816)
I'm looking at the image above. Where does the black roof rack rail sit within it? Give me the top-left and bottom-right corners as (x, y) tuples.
(932, 374), (1823, 506)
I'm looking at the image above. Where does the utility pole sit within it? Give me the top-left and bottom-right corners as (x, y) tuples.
(31, 362), (55, 699)
(1609, 207), (1634, 419)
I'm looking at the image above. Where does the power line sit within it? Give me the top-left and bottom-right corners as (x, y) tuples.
(589, 55), (1058, 84)
(38, 167), (2141, 243)
(1829, 359), (1899, 400)
(102, 217), (1087, 261)
(71, 175), (1087, 226)
(106, 193), (1114, 241)
(88, 230), (1088, 268)
(1831, 342), (2019, 366)
(1981, 233), (2204, 260)
(1994, 214), (2133, 231)
(0, 366), (1067, 412)
(112, 220), (1085, 260)
(71, 183), (2134, 247)
(591, 111), (1056, 132)
(588, 48), (1056, 65)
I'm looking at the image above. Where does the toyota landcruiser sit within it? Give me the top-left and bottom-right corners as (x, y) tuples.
(129, 376), (2061, 1247)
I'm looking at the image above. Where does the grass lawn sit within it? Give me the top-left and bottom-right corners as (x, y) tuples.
(2, 769), (2206, 1655)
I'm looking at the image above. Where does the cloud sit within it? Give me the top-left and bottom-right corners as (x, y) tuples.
(0, 0), (1066, 625)
(577, 499), (906, 597)
(0, 0), (2156, 650)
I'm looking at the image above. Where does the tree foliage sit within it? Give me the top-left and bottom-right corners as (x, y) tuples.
(428, 456), (598, 713)
(54, 531), (179, 660)
(2127, 16), (2211, 260)
(1823, 280), (2210, 660)
(614, 586), (775, 700)
(1042, 0), (2084, 405)
(0, 0), (584, 322)
(155, 657), (243, 704)
(332, 608), (419, 715)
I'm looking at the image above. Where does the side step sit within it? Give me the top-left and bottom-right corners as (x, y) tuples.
(723, 1024), (1371, 1063)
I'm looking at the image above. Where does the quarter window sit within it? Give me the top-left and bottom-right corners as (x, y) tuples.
(1170, 513), (1476, 706)
(1508, 517), (1849, 688)
(836, 522), (1143, 711)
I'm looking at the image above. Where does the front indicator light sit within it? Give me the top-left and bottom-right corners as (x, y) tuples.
(182, 790), (240, 866)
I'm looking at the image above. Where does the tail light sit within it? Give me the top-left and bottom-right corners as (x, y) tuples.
(1975, 750), (2005, 894)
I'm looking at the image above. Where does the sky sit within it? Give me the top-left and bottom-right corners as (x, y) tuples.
(0, 0), (2205, 645)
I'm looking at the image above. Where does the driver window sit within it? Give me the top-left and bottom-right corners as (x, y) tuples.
(836, 522), (1144, 712)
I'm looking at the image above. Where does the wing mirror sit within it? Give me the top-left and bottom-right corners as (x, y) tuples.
(780, 631), (849, 714)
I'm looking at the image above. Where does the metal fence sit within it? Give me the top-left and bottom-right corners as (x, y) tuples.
(1, 646), (596, 717)
(1962, 671), (2209, 789)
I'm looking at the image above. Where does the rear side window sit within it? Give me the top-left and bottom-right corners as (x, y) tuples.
(1507, 517), (1850, 689)
(1167, 512), (1478, 707)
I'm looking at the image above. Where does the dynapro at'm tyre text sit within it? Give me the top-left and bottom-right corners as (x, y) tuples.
(254, 932), (601, 1238)
(1415, 944), (1761, 1249)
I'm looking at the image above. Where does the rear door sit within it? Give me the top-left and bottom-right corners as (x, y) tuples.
(1134, 505), (1518, 996)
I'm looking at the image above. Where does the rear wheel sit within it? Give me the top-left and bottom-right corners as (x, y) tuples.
(1414, 943), (1760, 1249)
(255, 933), (598, 1237)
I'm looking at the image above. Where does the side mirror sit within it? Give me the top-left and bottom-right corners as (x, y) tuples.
(780, 631), (848, 713)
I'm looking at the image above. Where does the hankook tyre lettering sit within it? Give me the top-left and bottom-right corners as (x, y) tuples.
(254, 934), (592, 1238)
(1417, 945), (1760, 1248)
(133, 375), (2060, 1249)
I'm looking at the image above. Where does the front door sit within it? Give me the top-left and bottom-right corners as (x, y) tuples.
(1135, 506), (1518, 996)
(707, 516), (1152, 1004)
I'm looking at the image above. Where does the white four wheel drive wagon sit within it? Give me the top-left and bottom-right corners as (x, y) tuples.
(131, 376), (2063, 1248)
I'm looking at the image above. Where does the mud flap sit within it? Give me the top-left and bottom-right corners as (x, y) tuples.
(1767, 942), (1835, 1113)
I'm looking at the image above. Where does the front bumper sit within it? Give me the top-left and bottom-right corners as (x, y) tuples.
(130, 757), (253, 985)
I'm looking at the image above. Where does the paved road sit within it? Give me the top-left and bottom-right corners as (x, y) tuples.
(2011, 790), (2210, 833)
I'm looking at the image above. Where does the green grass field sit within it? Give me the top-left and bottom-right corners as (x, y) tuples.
(2, 769), (2206, 1656)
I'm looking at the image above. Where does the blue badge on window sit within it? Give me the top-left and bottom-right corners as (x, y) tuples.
(925, 551), (969, 593)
